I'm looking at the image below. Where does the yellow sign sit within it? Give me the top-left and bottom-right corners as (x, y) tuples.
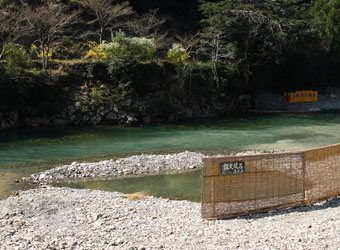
(284, 91), (318, 103)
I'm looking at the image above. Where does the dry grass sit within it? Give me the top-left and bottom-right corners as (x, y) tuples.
(123, 191), (147, 200)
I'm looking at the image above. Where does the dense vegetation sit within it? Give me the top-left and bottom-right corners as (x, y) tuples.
(0, 0), (340, 127)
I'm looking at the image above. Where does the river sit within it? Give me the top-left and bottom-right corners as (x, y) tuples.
(1, 112), (340, 200)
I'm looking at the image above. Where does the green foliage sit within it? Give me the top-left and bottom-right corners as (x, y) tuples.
(106, 32), (156, 63)
(75, 81), (110, 114)
(84, 32), (156, 77)
(167, 43), (189, 63)
(167, 43), (194, 91)
(199, 0), (288, 90)
(311, 0), (340, 49)
(3, 43), (28, 75)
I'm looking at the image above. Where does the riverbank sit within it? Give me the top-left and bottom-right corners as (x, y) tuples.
(2, 150), (340, 248)
(1, 186), (340, 249)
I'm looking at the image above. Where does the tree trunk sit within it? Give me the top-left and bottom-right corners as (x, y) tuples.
(212, 59), (219, 90)
(42, 48), (46, 70)
(99, 26), (103, 44)
(243, 29), (250, 89)
(46, 45), (50, 69)
(0, 38), (4, 60)
(188, 63), (192, 95)
(212, 35), (220, 90)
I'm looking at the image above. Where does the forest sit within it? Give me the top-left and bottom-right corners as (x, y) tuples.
(0, 0), (340, 128)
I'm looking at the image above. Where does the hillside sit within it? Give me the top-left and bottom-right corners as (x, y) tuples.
(1, 0), (340, 129)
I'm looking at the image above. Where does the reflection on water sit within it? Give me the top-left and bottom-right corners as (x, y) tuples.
(55, 170), (202, 202)
(1, 112), (340, 200)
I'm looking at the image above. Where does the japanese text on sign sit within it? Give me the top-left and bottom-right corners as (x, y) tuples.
(220, 162), (245, 175)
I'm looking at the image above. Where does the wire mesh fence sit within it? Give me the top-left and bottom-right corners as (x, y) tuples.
(201, 144), (340, 220)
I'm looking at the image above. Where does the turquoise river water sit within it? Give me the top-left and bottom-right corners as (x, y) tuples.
(1, 112), (340, 200)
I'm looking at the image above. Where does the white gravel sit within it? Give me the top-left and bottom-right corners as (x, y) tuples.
(22, 150), (280, 184)
(22, 151), (205, 184)
(1, 186), (340, 249)
(5, 149), (336, 249)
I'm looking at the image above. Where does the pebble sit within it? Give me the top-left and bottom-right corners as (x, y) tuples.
(1, 187), (340, 249)
(5, 149), (322, 249)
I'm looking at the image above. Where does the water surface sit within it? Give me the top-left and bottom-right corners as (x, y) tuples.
(55, 170), (202, 202)
(2, 112), (340, 200)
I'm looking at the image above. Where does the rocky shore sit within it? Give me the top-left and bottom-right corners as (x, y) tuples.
(1, 186), (340, 249)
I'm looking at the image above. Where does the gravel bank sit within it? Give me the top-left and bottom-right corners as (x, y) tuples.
(1, 186), (340, 249)
(22, 150), (281, 184)
(22, 151), (205, 184)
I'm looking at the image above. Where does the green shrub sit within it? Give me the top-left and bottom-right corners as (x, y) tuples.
(84, 32), (156, 77)
(106, 32), (155, 61)
(167, 43), (189, 63)
(4, 43), (28, 75)
(167, 43), (193, 90)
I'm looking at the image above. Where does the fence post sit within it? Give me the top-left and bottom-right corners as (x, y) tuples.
(302, 152), (306, 202)
(212, 176), (216, 217)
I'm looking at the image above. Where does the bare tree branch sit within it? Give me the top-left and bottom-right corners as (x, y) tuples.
(0, 7), (21, 59)
(20, 2), (80, 69)
(76, 0), (134, 43)
(127, 9), (165, 38)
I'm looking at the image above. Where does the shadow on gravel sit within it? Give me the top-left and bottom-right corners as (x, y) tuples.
(234, 196), (340, 221)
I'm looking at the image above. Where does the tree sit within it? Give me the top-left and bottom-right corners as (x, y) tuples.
(169, 34), (200, 94)
(200, 0), (286, 90)
(0, 7), (20, 59)
(199, 8), (236, 90)
(311, 0), (340, 50)
(77, 0), (134, 43)
(127, 9), (165, 38)
(21, 2), (79, 70)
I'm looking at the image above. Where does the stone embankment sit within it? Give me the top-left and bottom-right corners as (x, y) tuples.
(1, 186), (340, 249)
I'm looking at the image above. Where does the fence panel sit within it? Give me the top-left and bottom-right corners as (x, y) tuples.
(202, 152), (305, 219)
(304, 144), (340, 202)
(202, 144), (340, 220)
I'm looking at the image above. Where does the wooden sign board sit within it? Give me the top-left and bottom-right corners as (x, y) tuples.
(220, 161), (245, 175)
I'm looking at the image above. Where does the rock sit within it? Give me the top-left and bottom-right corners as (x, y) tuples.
(82, 115), (90, 122)
(67, 105), (76, 114)
(142, 116), (152, 124)
(39, 174), (46, 180)
(90, 114), (102, 125)
(105, 112), (118, 121)
(126, 116), (139, 126)
(52, 119), (68, 126)
(25, 117), (49, 127)
(185, 108), (194, 118)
